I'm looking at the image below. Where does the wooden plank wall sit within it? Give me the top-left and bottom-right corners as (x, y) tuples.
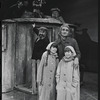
(2, 23), (16, 92)
(2, 22), (61, 93)
(15, 24), (37, 85)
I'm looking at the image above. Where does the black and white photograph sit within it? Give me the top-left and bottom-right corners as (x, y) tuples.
(1, 0), (98, 100)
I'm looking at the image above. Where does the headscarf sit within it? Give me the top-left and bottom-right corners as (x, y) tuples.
(58, 23), (72, 38)
(45, 42), (58, 66)
(46, 42), (54, 50)
(63, 46), (76, 62)
(64, 46), (76, 57)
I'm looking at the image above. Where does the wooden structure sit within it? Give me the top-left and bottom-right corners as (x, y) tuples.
(2, 18), (63, 93)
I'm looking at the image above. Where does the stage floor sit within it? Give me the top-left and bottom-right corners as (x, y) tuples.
(2, 72), (98, 100)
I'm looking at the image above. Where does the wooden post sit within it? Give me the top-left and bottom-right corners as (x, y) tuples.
(37, 60), (40, 77)
(36, 60), (40, 99)
(32, 59), (36, 94)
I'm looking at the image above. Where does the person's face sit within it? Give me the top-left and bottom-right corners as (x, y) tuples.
(61, 26), (69, 37)
(38, 30), (46, 39)
(52, 11), (59, 18)
(50, 46), (57, 54)
(64, 50), (73, 58)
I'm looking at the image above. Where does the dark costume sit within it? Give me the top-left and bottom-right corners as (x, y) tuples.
(32, 37), (49, 60)
(31, 27), (49, 93)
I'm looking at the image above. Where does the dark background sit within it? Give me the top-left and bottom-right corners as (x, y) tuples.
(1, 0), (98, 42)
(0, 0), (98, 72)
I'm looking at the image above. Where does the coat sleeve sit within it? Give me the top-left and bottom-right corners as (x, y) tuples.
(56, 61), (61, 83)
(72, 64), (80, 87)
(33, 27), (39, 35)
(37, 52), (46, 83)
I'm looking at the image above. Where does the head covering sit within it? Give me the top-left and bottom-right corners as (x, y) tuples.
(38, 27), (48, 31)
(51, 8), (60, 12)
(45, 42), (58, 66)
(61, 23), (70, 29)
(64, 46), (76, 57)
(46, 42), (54, 50)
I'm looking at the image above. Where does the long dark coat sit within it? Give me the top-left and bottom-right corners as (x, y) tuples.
(32, 37), (49, 60)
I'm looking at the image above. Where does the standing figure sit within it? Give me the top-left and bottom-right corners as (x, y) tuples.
(51, 8), (65, 23)
(74, 27), (91, 86)
(21, 0), (33, 18)
(32, 26), (49, 60)
(37, 42), (59, 100)
(31, 26), (49, 93)
(55, 23), (81, 67)
(56, 46), (80, 100)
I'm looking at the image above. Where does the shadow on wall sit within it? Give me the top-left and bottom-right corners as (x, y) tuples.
(75, 28), (98, 73)
(86, 41), (98, 73)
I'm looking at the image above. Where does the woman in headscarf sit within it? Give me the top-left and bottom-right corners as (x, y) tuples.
(55, 23), (81, 68)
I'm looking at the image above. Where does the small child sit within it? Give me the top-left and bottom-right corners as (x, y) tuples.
(56, 46), (80, 100)
(37, 42), (59, 100)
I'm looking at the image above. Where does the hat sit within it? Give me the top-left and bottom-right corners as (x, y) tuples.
(38, 27), (48, 31)
(46, 42), (54, 50)
(51, 8), (60, 12)
(61, 23), (70, 29)
(64, 46), (76, 57)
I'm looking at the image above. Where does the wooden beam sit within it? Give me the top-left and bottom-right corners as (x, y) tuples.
(14, 85), (36, 94)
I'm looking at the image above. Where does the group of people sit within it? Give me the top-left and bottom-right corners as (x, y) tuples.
(32, 23), (81, 100)
(4, 0), (65, 24)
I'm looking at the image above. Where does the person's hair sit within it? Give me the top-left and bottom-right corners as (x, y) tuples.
(45, 43), (58, 66)
(64, 47), (73, 53)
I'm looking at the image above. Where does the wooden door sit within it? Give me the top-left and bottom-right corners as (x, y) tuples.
(15, 23), (36, 86)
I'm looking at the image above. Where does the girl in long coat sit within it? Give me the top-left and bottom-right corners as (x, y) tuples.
(56, 46), (80, 100)
(37, 42), (59, 100)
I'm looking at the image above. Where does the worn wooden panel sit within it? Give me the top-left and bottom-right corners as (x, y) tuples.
(15, 24), (35, 85)
(32, 60), (36, 94)
(15, 24), (27, 85)
(25, 25), (34, 84)
(53, 26), (60, 40)
(2, 23), (16, 92)
(2, 24), (7, 51)
(2, 18), (62, 25)
(2, 18), (63, 94)
(47, 28), (52, 42)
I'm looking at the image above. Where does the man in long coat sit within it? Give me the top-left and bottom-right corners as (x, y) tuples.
(31, 26), (49, 93)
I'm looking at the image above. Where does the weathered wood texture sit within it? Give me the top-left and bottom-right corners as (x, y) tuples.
(2, 23), (16, 92)
(15, 24), (35, 85)
(2, 18), (62, 25)
(2, 18), (63, 93)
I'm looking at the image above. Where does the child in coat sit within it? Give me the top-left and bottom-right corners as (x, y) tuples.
(37, 42), (59, 100)
(56, 45), (80, 100)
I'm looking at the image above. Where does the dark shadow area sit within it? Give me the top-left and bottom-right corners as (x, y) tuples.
(74, 28), (98, 73)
